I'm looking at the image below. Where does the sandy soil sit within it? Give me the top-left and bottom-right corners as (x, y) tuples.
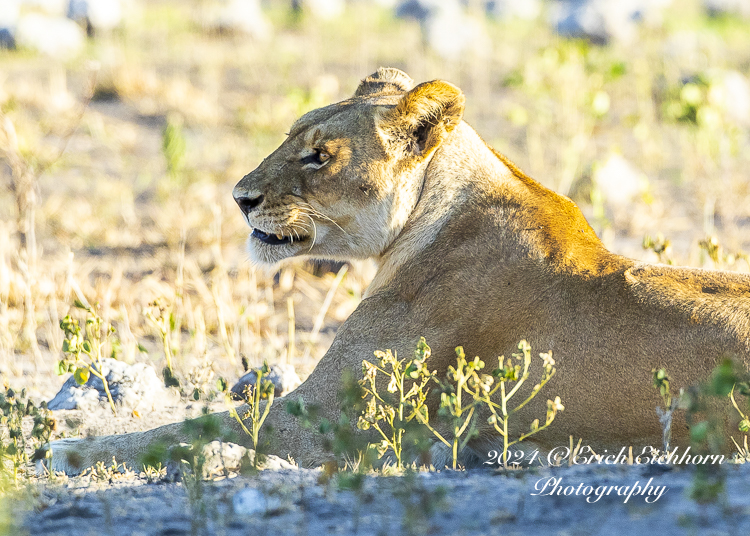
(14, 439), (750, 536)
(4, 392), (748, 536)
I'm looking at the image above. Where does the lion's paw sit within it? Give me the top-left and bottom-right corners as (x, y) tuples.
(41, 438), (89, 475)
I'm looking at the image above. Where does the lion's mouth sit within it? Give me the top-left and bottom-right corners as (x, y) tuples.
(252, 228), (309, 246)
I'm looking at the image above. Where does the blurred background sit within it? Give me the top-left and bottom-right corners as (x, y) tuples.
(1, 0), (749, 400)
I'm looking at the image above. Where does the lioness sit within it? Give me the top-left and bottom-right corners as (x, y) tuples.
(51, 68), (750, 473)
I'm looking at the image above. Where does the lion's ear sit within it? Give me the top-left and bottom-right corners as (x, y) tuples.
(378, 80), (465, 158)
(354, 68), (415, 97)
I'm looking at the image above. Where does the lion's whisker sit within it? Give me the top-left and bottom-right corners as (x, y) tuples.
(296, 203), (348, 235)
(302, 213), (317, 253)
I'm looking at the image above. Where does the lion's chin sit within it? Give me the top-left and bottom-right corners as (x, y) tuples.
(246, 235), (305, 265)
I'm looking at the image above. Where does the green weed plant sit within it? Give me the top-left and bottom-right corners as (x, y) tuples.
(481, 340), (563, 468)
(225, 362), (275, 461)
(288, 371), (376, 474)
(729, 383), (750, 462)
(162, 114), (186, 184)
(0, 385), (55, 487)
(58, 301), (118, 415)
(357, 338), (433, 470)
(682, 359), (750, 502)
(144, 299), (178, 386)
(411, 345), (484, 470)
(357, 338), (562, 470)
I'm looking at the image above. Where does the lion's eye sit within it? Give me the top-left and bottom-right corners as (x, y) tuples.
(301, 149), (330, 167)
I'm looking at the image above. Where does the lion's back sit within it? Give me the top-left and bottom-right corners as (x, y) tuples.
(623, 264), (750, 352)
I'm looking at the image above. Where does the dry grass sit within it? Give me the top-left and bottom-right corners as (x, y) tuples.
(0, 0), (749, 400)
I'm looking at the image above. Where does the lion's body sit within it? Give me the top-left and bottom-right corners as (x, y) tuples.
(50, 69), (750, 473)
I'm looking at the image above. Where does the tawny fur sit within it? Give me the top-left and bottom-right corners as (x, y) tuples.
(50, 69), (750, 474)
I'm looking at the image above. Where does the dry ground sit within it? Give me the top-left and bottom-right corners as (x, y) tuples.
(1, 0), (750, 534)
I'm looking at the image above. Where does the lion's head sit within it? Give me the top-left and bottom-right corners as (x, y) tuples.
(232, 68), (465, 264)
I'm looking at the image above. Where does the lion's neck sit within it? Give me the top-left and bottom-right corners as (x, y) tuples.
(367, 123), (509, 296)
(367, 123), (620, 298)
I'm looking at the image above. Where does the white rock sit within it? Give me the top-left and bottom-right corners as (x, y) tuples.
(201, 0), (271, 41)
(301, 0), (345, 20)
(395, 0), (439, 20)
(67, 0), (122, 32)
(48, 385), (101, 411)
(48, 358), (172, 413)
(0, 0), (20, 27)
(367, 0), (399, 7)
(21, 0), (68, 16)
(16, 13), (84, 59)
(202, 441), (248, 478)
(485, 0), (542, 20)
(88, 0), (120, 30)
(248, 451), (297, 471)
(704, 0), (750, 17)
(231, 363), (301, 400)
(0, 0), (19, 49)
(551, 0), (672, 45)
(232, 488), (267, 516)
(708, 70), (750, 127)
(397, 0), (489, 61)
(592, 154), (648, 207)
(429, 9), (488, 61)
(662, 30), (700, 60)
(171, 441), (297, 480)
(233, 487), (283, 516)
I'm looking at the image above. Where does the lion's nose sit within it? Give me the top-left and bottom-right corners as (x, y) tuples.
(234, 194), (264, 216)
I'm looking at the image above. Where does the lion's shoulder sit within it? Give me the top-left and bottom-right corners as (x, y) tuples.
(484, 147), (615, 275)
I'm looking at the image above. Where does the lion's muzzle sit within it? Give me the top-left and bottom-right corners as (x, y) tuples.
(234, 192), (264, 216)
